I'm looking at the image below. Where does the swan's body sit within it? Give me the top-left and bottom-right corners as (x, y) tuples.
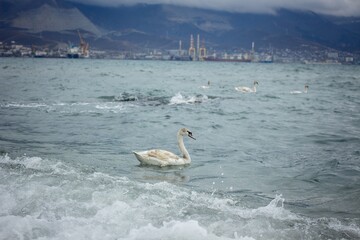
(133, 128), (195, 167)
(290, 85), (309, 94)
(200, 81), (210, 89)
(235, 81), (259, 93)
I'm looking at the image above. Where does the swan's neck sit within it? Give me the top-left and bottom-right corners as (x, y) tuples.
(253, 85), (257, 92)
(177, 133), (191, 161)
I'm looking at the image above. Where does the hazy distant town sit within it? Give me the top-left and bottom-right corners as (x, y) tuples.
(0, 40), (358, 65)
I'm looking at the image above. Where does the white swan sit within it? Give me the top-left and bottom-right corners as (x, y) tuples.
(200, 81), (210, 89)
(133, 128), (195, 167)
(290, 85), (309, 94)
(235, 81), (259, 93)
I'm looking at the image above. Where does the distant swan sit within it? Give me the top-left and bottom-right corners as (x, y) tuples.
(200, 81), (210, 89)
(235, 81), (259, 93)
(290, 85), (309, 94)
(133, 128), (195, 167)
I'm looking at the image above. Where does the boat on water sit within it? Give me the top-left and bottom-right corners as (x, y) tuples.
(33, 50), (47, 58)
(258, 54), (274, 63)
(67, 46), (80, 58)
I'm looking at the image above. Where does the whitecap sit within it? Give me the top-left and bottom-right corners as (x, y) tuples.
(125, 220), (253, 240)
(95, 103), (126, 113)
(169, 92), (208, 105)
(1, 154), (357, 240)
(1, 102), (48, 108)
(328, 218), (360, 238)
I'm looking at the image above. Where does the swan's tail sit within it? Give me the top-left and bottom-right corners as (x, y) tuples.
(133, 151), (146, 164)
(133, 151), (140, 159)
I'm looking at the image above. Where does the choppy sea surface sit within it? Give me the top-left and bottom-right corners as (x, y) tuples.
(0, 58), (359, 239)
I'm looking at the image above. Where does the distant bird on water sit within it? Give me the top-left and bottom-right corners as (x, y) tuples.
(290, 84), (309, 94)
(201, 81), (211, 89)
(235, 81), (259, 93)
(133, 128), (195, 167)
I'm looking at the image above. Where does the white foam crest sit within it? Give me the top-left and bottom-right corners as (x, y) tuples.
(0, 154), (43, 170)
(70, 102), (91, 106)
(0, 154), (80, 179)
(169, 92), (208, 105)
(328, 218), (360, 238)
(139, 181), (236, 212)
(0, 153), (12, 163)
(1, 102), (48, 108)
(0, 101), (129, 114)
(188, 190), (237, 211)
(1, 155), (355, 240)
(0, 188), (17, 215)
(53, 102), (67, 106)
(95, 103), (126, 112)
(125, 220), (254, 240)
(0, 215), (53, 240)
(233, 194), (299, 221)
(252, 194), (290, 219)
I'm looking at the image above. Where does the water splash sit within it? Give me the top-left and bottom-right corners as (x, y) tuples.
(169, 92), (208, 105)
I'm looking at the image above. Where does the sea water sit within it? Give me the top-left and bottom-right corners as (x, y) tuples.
(0, 58), (359, 239)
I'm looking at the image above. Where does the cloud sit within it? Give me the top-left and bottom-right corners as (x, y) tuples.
(68, 0), (360, 16)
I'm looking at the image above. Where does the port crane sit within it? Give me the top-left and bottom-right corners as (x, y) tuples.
(77, 30), (89, 57)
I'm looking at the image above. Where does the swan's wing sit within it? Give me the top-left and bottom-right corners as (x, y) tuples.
(148, 149), (180, 161)
(133, 149), (189, 166)
(235, 86), (242, 91)
(134, 149), (179, 161)
(235, 86), (251, 92)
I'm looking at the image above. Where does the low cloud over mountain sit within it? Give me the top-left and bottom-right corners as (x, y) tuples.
(68, 0), (360, 17)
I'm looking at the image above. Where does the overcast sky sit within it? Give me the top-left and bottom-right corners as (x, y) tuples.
(68, 0), (360, 16)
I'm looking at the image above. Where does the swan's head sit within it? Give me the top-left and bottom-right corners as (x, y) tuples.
(179, 128), (196, 140)
(305, 85), (309, 90)
(254, 81), (259, 85)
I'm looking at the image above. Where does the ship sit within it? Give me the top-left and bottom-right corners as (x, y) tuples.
(258, 54), (273, 63)
(67, 30), (89, 58)
(67, 44), (80, 58)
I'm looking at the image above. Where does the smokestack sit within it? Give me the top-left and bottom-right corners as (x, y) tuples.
(189, 34), (196, 60)
(197, 34), (200, 59)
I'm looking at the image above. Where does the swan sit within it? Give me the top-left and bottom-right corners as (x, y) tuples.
(235, 81), (259, 93)
(290, 85), (309, 94)
(200, 81), (210, 89)
(133, 128), (195, 167)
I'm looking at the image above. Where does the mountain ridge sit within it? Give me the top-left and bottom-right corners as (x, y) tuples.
(1, 0), (360, 52)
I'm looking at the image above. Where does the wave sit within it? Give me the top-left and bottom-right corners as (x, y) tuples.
(327, 80), (360, 92)
(0, 102), (48, 108)
(0, 101), (128, 114)
(98, 92), (169, 107)
(0, 91), (214, 114)
(262, 94), (281, 99)
(308, 133), (360, 145)
(1, 154), (359, 240)
(98, 92), (211, 106)
(125, 220), (254, 240)
(98, 92), (138, 102)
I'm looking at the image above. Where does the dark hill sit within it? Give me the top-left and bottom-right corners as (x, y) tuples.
(1, 0), (359, 52)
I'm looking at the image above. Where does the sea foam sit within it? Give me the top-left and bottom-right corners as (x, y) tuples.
(1, 154), (359, 240)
